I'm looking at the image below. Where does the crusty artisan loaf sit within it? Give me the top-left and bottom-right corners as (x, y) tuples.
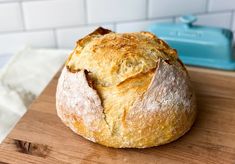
(56, 27), (197, 148)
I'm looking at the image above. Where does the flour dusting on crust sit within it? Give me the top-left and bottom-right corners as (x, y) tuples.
(56, 68), (104, 131)
(130, 59), (194, 115)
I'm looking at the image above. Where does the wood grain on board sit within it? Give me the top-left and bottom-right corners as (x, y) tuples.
(0, 67), (235, 164)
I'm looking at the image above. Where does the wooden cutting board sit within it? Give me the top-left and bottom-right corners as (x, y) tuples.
(1, 67), (235, 164)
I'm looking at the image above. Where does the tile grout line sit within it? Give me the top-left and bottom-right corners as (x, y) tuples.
(0, 0), (21, 4)
(145, 0), (149, 20)
(149, 11), (206, 21)
(205, 0), (210, 13)
(53, 29), (58, 49)
(148, 11), (233, 21)
(196, 10), (233, 16)
(19, 1), (26, 31)
(83, 0), (88, 25)
(113, 23), (117, 32)
(0, 28), (55, 36)
(0, 17), (174, 36)
(230, 10), (234, 30)
(0, 0), (47, 4)
(88, 16), (174, 26)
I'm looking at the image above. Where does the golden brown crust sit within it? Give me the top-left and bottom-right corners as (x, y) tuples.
(66, 28), (177, 86)
(56, 27), (197, 148)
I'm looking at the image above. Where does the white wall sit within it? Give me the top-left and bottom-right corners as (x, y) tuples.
(0, 0), (234, 52)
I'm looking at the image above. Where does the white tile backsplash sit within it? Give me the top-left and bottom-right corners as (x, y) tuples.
(22, 0), (85, 30)
(209, 0), (235, 11)
(176, 12), (232, 29)
(0, 3), (23, 32)
(195, 12), (232, 29)
(87, 0), (146, 23)
(0, 0), (234, 53)
(116, 18), (172, 33)
(233, 12), (235, 31)
(0, 30), (55, 54)
(56, 24), (114, 49)
(148, 0), (207, 18)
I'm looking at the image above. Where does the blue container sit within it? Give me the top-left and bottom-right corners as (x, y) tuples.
(148, 15), (235, 70)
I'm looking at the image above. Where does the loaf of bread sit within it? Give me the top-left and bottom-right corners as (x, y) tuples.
(56, 27), (197, 148)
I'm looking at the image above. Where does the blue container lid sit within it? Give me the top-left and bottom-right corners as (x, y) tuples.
(148, 15), (235, 70)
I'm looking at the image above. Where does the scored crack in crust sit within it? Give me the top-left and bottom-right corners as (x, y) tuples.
(56, 27), (197, 148)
